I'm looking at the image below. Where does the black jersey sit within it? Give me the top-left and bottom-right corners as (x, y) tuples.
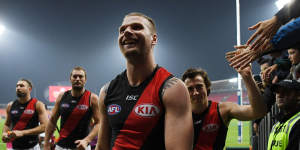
(105, 66), (172, 150)
(57, 90), (93, 149)
(10, 98), (39, 149)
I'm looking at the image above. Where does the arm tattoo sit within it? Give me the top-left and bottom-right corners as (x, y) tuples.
(103, 82), (110, 94)
(161, 77), (179, 97)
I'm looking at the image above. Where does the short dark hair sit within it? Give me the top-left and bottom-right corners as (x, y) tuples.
(70, 66), (87, 79)
(125, 12), (157, 34)
(18, 78), (33, 89)
(182, 68), (211, 95)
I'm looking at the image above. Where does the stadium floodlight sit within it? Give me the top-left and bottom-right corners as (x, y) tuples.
(275, 0), (292, 10)
(0, 25), (5, 35)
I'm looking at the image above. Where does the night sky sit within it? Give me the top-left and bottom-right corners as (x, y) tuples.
(0, 0), (279, 105)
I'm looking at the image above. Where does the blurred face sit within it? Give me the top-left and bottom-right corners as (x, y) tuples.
(16, 81), (31, 98)
(118, 15), (156, 58)
(288, 49), (300, 65)
(184, 75), (208, 105)
(275, 87), (300, 110)
(70, 70), (86, 91)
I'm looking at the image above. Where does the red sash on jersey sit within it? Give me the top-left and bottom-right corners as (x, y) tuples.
(58, 90), (91, 141)
(13, 98), (38, 130)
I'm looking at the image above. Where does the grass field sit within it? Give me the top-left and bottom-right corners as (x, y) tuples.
(0, 118), (250, 150)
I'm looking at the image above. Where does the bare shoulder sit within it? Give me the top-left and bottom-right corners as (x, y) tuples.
(6, 101), (13, 112)
(161, 77), (186, 97)
(101, 82), (110, 95)
(90, 92), (99, 105)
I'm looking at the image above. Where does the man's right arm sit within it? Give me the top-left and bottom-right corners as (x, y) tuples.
(96, 83), (111, 150)
(44, 92), (63, 150)
(2, 102), (12, 143)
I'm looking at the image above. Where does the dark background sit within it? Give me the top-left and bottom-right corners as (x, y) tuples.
(0, 0), (279, 105)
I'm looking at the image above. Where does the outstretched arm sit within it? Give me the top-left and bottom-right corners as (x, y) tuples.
(221, 65), (267, 124)
(162, 77), (193, 150)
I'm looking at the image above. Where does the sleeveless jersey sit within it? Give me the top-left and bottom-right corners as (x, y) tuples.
(10, 98), (39, 149)
(193, 101), (228, 150)
(105, 66), (172, 150)
(57, 90), (93, 149)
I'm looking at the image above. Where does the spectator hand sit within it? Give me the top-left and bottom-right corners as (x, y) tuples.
(247, 16), (281, 51)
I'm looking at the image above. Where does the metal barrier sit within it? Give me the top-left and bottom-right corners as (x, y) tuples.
(251, 104), (279, 150)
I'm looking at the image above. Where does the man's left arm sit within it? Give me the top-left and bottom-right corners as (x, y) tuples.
(11, 101), (48, 138)
(162, 77), (193, 150)
(224, 66), (268, 121)
(75, 93), (100, 149)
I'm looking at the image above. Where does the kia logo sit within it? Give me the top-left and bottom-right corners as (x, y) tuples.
(134, 104), (160, 117)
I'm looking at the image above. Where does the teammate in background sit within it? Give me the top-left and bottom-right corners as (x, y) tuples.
(2, 78), (48, 150)
(182, 65), (267, 150)
(44, 66), (100, 150)
(96, 12), (193, 150)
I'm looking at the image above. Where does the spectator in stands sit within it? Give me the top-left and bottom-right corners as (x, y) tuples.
(181, 65), (267, 150)
(261, 51), (291, 84)
(1, 78), (48, 150)
(267, 79), (300, 149)
(287, 46), (300, 80)
(226, 0), (300, 70)
(257, 57), (271, 89)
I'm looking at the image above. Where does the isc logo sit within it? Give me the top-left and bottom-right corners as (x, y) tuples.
(134, 104), (160, 117)
(24, 109), (34, 114)
(107, 104), (121, 115)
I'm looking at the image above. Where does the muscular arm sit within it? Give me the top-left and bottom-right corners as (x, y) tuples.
(13, 101), (48, 137)
(44, 93), (63, 148)
(162, 77), (193, 150)
(2, 102), (12, 143)
(96, 83), (111, 150)
(221, 66), (267, 125)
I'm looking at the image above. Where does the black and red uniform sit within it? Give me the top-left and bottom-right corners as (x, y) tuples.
(193, 101), (228, 150)
(105, 66), (172, 150)
(9, 98), (39, 149)
(57, 90), (92, 149)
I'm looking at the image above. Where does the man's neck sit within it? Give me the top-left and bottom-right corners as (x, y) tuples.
(18, 96), (31, 104)
(71, 88), (85, 97)
(192, 98), (209, 114)
(126, 55), (156, 87)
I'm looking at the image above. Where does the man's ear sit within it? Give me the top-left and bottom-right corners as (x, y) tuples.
(152, 34), (157, 45)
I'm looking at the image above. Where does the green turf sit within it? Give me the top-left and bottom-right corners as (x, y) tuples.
(225, 119), (250, 148)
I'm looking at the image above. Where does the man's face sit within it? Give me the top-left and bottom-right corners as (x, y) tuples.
(70, 70), (86, 91)
(184, 75), (208, 105)
(288, 49), (300, 65)
(16, 81), (31, 98)
(275, 87), (300, 110)
(118, 15), (156, 58)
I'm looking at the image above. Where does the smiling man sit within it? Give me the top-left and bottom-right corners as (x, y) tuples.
(44, 66), (100, 150)
(182, 66), (267, 150)
(96, 12), (193, 150)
